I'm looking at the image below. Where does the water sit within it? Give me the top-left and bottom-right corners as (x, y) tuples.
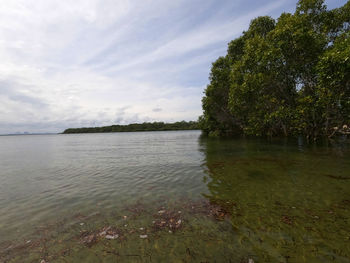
(0, 131), (349, 262)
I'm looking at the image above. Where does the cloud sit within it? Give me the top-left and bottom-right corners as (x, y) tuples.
(0, 0), (345, 134)
(152, 108), (162, 112)
(0, 80), (48, 108)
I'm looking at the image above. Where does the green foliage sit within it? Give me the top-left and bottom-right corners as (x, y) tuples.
(201, 56), (241, 136)
(63, 121), (199, 134)
(316, 31), (350, 133)
(200, 0), (350, 140)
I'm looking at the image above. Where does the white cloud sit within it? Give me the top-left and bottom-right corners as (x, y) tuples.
(2, 0), (335, 134)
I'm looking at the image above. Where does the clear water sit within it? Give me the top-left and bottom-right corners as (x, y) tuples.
(0, 131), (349, 262)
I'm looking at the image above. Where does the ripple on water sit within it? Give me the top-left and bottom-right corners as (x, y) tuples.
(0, 132), (349, 262)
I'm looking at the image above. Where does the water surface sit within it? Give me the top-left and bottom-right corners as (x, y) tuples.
(0, 131), (349, 262)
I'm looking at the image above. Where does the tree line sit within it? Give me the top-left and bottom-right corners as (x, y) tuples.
(200, 0), (349, 140)
(62, 121), (199, 134)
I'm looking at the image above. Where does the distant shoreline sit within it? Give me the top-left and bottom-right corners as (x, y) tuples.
(0, 133), (57, 136)
(62, 121), (199, 134)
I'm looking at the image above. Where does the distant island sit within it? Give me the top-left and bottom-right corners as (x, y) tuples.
(62, 121), (199, 134)
(0, 132), (57, 136)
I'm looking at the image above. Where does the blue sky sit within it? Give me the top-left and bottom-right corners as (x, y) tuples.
(0, 0), (347, 133)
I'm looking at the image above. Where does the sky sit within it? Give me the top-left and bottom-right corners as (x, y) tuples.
(0, 0), (347, 134)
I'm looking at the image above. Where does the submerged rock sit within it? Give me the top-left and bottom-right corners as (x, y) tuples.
(81, 233), (97, 247)
(99, 226), (111, 236)
(281, 215), (293, 225)
(105, 234), (119, 240)
(80, 226), (122, 246)
(153, 209), (183, 232)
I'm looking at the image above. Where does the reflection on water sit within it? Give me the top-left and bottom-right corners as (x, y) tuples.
(201, 137), (350, 262)
(0, 132), (349, 262)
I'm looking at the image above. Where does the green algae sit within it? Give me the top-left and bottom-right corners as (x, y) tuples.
(1, 193), (349, 262)
(0, 199), (251, 262)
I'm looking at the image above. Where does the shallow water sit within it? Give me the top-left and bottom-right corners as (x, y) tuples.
(0, 131), (349, 262)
